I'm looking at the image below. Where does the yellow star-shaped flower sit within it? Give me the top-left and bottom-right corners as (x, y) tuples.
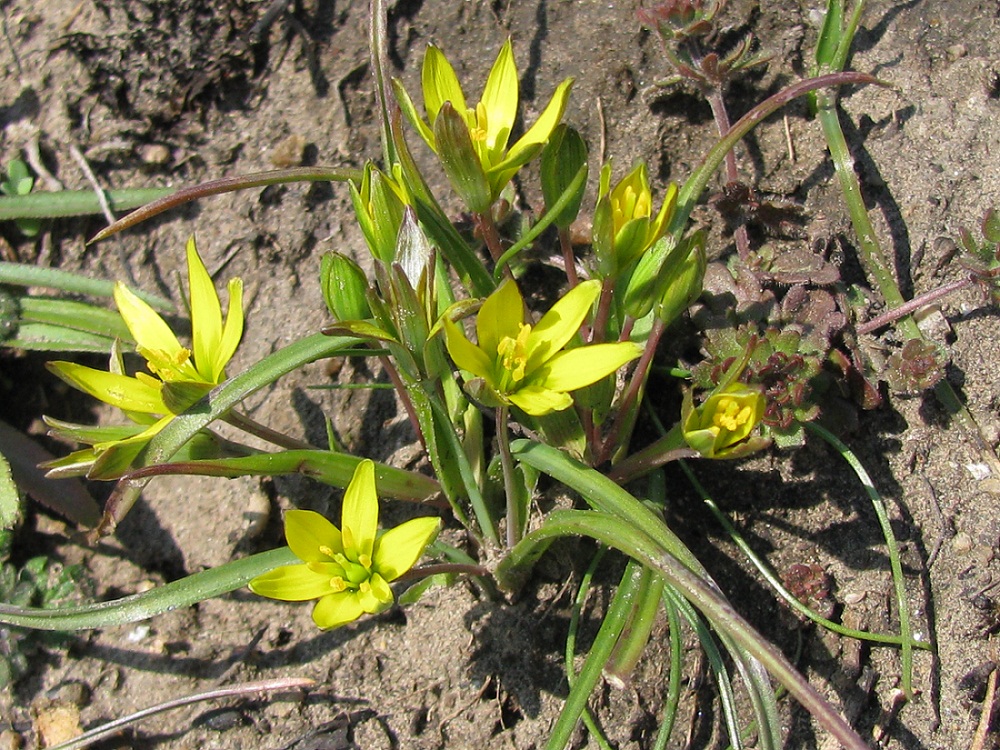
(443, 279), (642, 416)
(250, 460), (440, 630)
(45, 237), (243, 476)
(393, 39), (573, 211)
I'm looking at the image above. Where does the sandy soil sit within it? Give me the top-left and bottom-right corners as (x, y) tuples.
(2, 0), (1000, 748)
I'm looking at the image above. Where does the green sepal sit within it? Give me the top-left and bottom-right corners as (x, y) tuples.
(434, 102), (492, 214)
(540, 124), (588, 230)
(656, 230), (706, 327)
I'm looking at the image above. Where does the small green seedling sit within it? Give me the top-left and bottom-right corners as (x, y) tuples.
(0, 159), (42, 237)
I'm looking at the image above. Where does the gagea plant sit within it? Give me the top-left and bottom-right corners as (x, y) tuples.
(5, 1), (972, 748)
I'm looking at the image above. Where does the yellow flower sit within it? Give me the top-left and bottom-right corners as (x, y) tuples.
(249, 460), (440, 630)
(593, 162), (677, 276)
(443, 279), (642, 416)
(682, 384), (767, 459)
(393, 39), (573, 211)
(45, 237), (244, 475)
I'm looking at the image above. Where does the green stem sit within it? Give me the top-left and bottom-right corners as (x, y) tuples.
(815, 89), (1000, 477)
(97, 332), (357, 537)
(0, 187), (173, 220)
(805, 422), (917, 697)
(503, 506), (870, 750)
(496, 405), (521, 548)
(815, 94), (902, 309)
(224, 410), (316, 451)
(0, 547), (297, 630)
(90, 167), (362, 243)
(565, 547), (614, 749)
(548, 558), (643, 750)
(650, 586), (684, 750)
(493, 162), (588, 279)
(0, 262), (173, 311)
(607, 423), (696, 485)
(599, 317), (668, 466)
(680, 460), (927, 649)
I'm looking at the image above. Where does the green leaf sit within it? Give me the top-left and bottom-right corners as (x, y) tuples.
(0, 451), (20, 533)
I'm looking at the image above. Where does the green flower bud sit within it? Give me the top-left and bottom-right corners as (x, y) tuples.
(540, 124), (588, 230)
(349, 163), (406, 264)
(656, 230), (706, 327)
(320, 252), (372, 322)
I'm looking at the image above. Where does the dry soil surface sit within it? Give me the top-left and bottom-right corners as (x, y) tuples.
(2, 1), (1000, 749)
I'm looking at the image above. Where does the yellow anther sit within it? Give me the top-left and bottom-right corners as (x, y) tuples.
(318, 545), (335, 558)
(469, 101), (489, 142)
(713, 397), (751, 432)
(330, 576), (347, 592)
(359, 553), (372, 569)
(497, 323), (531, 384)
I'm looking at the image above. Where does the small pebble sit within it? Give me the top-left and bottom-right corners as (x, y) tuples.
(45, 681), (90, 708)
(270, 134), (308, 168)
(32, 702), (81, 747)
(946, 44), (968, 62)
(0, 729), (23, 750)
(952, 531), (974, 553)
(843, 590), (867, 605)
(138, 143), (171, 165)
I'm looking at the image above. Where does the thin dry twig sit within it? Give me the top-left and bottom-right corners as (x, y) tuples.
(45, 677), (315, 750)
(970, 664), (999, 750)
(69, 143), (115, 225)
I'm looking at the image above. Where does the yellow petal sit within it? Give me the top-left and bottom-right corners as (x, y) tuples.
(392, 78), (437, 151)
(444, 318), (494, 381)
(186, 237), (224, 383)
(47, 361), (167, 413)
(341, 459), (378, 564)
(649, 182), (678, 244)
(477, 279), (524, 362)
(525, 279), (600, 374)
(495, 77), (574, 173)
(213, 277), (244, 381)
(508, 385), (574, 416)
(529, 342), (642, 392)
(114, 282), (184, 360)
(285, 509), (342, 562)
(357, 574), (394, 615)
(249, 564), (334, 601)
(422, 45), (467, 124)
(311, 591), (365, 629)
(373, 516), (441, 581)
(480, 38), (518, 161)
(367, 572), (395, 607)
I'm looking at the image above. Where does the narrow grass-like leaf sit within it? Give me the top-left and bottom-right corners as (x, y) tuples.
(0, 262), (172, 311)
(0, 187), (172, 220)
(126, 450), (440, 503)
(0, 546), (297, 630)
(96, 333), (358, 536)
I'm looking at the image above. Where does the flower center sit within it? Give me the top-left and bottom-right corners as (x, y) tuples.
(712, 396), (753, 433)
(496, 323), (531, 391)
(140, 345), (195, 382)
(468, 101), (489, 143)
(613, 183), (652, 231)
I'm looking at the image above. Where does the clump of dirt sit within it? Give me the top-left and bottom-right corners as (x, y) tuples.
(2, 1), (1000, 749)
